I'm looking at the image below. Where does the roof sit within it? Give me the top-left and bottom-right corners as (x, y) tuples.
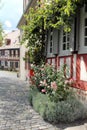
(0, 30), (20, 50)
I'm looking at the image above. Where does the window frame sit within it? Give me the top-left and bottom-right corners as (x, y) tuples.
(84, 18), (87, 46)
(15, 62), (18, 68)
(62, 31), (70, 51)
(59, 28), (71, 56)
(47, 28), (55, 58)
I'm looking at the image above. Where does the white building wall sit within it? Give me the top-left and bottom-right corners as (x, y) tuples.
(60, 58), (64, 69)
(80, 56), (87, 81)
(20, 44), (26, 80)
(73, 54), (77, 80)
(66, 57), (71, 78)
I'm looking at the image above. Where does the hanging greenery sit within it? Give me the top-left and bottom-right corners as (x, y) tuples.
(22, 0), (84, 65)
(22, 6), (46, 64)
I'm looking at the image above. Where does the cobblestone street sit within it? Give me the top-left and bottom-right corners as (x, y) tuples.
(0, 71), (59, 130)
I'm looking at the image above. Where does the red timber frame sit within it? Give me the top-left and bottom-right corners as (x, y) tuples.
(46, 53), (87, 91)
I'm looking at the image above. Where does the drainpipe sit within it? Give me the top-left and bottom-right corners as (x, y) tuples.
(72, 17), (78, 54)
(74, 17), (77, 52)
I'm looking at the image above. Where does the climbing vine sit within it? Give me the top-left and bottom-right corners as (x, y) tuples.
(22, 0), (84, 64)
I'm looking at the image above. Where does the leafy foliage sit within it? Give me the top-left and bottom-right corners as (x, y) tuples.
(29, 62), (87, 123)
(22, 7), (46, 64)
(22, 0), (84, 64)
(29, 88), (87, 123)
(31, 63), (74, 102)
(44, 96), (87, 123)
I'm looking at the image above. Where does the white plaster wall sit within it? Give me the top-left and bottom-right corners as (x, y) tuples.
(47, 59), (51, 64)
(60, 58), (64, 69)
(20, 45), (26, 80)
(80, 57), (87, 81)
(66, 57), (71, 78)
(52, 59), (55, 66)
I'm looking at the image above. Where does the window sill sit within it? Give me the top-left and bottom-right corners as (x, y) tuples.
(59, 50), (71, 57)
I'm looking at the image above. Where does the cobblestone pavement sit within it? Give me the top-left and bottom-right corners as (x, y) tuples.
(0, 71), (60, 130)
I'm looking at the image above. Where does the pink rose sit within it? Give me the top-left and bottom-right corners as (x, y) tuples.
(51, 81), (57, 91)
(41, 89), (46, 93)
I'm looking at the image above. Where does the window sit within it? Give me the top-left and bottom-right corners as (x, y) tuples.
(83, 4), (87, 46)
(84, 18), (87, 46)
(9, 50), (12, 57)
(16, 49), (20, 57)
(85, 4), (87, 12)
(62, 31), (70, 50)
(49, 29), (53, 53)
(18, 49), (20, 57)
(10, 62), (13, 68)
(6, 39), (11, 45)
(1, 50), (5, 56)
(5, 61), (8, 66)
(15, 62), (18, 68)
(13, 50), (16, 57)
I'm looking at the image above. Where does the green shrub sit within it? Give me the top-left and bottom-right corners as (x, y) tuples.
(29, 64), (87, 123)
(29, 89), (87, 123)
(44, 96), (87, 123)
(29, 86), (49, 117)
(32, 92), (49, 116)
(43, 101), (56, 122)
(31, 63), (74, 102)
(29, 86), (38, 106)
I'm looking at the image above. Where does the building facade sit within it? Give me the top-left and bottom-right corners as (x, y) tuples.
(46, 3), (87, 103)
(17, 0), (37, 80)
(18, 0), (87, 103)
(0, 30), (20, 71)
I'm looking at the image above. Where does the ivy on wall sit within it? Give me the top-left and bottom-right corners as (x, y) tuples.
(22, 0), (84, 65)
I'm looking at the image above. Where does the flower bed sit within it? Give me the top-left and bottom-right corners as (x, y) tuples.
(29, 63), (87, 123)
